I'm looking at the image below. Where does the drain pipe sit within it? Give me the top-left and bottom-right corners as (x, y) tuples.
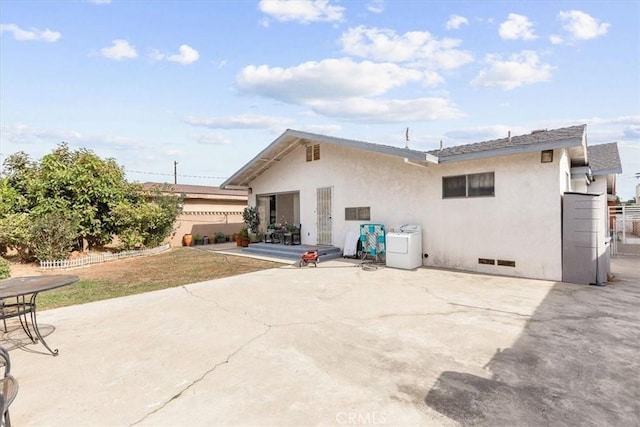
(589, 213), (606, 287)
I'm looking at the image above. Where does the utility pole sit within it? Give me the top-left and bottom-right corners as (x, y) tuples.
(174, 161), (178, 185)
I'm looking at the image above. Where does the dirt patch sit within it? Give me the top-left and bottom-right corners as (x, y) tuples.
(9, 261), (44, 277)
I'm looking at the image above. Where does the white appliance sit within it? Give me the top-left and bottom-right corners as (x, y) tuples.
(386, 225), (423, 270)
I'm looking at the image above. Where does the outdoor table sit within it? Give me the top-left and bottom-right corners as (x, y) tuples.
(0, 275), (79, 356)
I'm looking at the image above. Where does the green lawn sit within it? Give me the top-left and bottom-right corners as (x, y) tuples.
(37, 247), (285, 310)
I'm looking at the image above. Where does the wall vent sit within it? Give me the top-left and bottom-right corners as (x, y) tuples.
(478, 258), (495, 265)
(497, 259), (516, 267)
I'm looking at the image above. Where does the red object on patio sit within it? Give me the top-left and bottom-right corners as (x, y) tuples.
(299, 250), (319, 267)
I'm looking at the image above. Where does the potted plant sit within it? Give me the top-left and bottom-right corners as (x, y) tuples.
(242, 206), (261, 239)
(214, 232), (226, 244)
(193, 233), (204, 245)
(238, 228), (250, 247)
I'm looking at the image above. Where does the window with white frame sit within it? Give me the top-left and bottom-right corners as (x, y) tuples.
(443, 172), (494, 198)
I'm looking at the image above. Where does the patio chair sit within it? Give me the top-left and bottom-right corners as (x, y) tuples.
(291, 224), (301, 245)
(0, 346), (18, 427)
(283, 225), (301, 245)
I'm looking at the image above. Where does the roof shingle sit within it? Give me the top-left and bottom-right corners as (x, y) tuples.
(587, 142), (622, 175)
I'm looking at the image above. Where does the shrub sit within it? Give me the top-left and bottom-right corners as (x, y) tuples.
(0, 257), (10, 279)
(214, 232), (226, 243)
(30, 212), (79, 262)
(0, 212), (33, 262)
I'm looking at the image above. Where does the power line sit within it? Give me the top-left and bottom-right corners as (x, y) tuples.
(125, 169), (229, 180)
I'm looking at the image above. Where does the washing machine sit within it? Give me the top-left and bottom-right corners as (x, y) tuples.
(386, 225), (423, 270)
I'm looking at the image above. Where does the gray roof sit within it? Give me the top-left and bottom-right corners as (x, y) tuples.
(221, 125), (588, 188)
(221, 129), (432, 188)
(428, 124), (586, 163)
(587, 142), (622, 175)
(142, 182), (247, 197)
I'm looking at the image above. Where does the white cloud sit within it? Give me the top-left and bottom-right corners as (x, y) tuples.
(586, 115), (640, 126)
(258, 0), (344, 24)
(192, 132), (231, 145)
(549, 34), (564, 45)
(100, 39), (137, 61)
(149, 49), (165, 61)
(446, 15), (469, 30)
(184, 114), (293, 130)
(88, 0), (111, 4)
(471, 51), (554, 90)
(0, 123), (146, 151)
(0, 23), (61, 42)
(307, 96), (464, 123)
(167, 44), (200, 65)
(340, 26), (473, 69)
(235, 58), (464, 123)
(301, 124), (342, 134)
(539, 115), (640, 132)
(499, 13), (537, 40)
(623, 125), (640, 139)
(236, 58), (425, 103)
(366, 0), (384, 14)
(444, 125), (528, 141)
(558, 10), (610, 41)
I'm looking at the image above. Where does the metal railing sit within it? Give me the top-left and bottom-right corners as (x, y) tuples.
(39, 243), (171, 270)
(609, 204), (640, 255)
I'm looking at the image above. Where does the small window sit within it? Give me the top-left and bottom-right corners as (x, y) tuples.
(468, 172), (495, 197)
(443, 172), (494, 198)
(306, 144), (320, 162)
(443, 175), (466, 198)
(345, 207), (370, 221)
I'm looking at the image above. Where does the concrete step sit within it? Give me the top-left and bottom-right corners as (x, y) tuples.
(242, 243), (343, 261)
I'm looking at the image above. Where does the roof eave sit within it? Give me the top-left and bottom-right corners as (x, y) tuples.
(221, 129), (432, 187)
(436, 137), (583, 164)
(221, 130), (301, 188)
(592, 167), (623, 176)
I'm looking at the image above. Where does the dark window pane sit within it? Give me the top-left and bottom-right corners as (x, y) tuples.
(443, 175), (466, 198)
(345, 208), (357, 220)
(468, 172), (494, 197)
(357, 207), (370, 220)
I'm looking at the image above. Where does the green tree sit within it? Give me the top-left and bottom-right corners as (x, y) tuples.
(0, 213), (32, 261)
(0, 144), (182, 261)
(111, 184), (182, 250)
(2, 143), (131, 249)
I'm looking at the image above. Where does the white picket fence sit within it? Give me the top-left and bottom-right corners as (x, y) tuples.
(39, 243), (171, 270)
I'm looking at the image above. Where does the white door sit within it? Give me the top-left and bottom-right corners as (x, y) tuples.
(316, 187), (332, 245)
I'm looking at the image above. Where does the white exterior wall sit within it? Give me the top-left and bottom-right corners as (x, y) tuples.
(250, 143), (564, 281)
(426, 151), (563, 281)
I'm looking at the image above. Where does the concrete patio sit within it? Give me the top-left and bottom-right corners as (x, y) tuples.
(4, 256), (639, 426)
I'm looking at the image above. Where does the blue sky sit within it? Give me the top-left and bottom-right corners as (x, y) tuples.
(1, 0), (638, 199)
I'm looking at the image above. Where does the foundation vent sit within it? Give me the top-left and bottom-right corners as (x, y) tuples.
(497, 259), (516, 267)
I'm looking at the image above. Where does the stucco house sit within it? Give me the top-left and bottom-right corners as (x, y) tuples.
(142, 183), (247, 246)
(221, 125), (621, 282)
